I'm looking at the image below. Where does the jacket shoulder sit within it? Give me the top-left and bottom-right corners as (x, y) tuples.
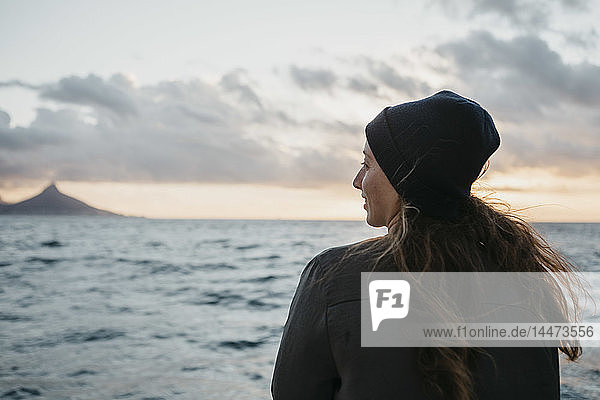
(312, 240), (372, 268)
(316, 237), (385, 263)
(305, 238), (388, 284)
(314, 243), (354, 263)
(299, 244), (353, 283)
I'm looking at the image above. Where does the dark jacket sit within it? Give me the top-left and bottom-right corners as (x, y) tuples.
(271, 242), (559, 400)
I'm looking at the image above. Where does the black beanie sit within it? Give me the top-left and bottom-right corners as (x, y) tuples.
(365, 90), (500, 219)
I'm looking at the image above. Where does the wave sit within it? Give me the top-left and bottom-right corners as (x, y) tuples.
(242, 274), (282, 283)
(115, 258), (189, 275)
(0, 312), (32, 322)
(199, 238), (230, 245)
(16, 294), (41, 308)
(217, 339), (266, 350)
(149, 264), (185, 275)
(245, 372), (263, 380)
(116, 258), (153, 265)
(41, 240), (63, 247)
(105, 305), (133, 314)
(26, 256), (62, 264)
(188, 262), (237, 270)
(181, 366), (206, 372)
(13, 328), (127, 351)
(241, 254), (281, 261)
(247, 298), (281, 310)
(235, 244), (260, 250)
(67, 369), (97, 377)
(116, 259), (239, 273)
(151, 334), (171, 340)
(193, 291), (245, 306)
(63, 328), (126, 344)
(1, 387), (42, 398)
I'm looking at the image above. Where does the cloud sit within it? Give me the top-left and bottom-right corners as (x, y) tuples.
(364, 59), (431, 97)
(0, 109), (73, 151)
(289, 59), (432, 98)
(436, 30), (600, 176)
(0, 80), (42, 90)
(1, 39), (597, 189)
(431, 0), (592, 32)
(289, 66), (337, 90)
(39, 74), (138, 117)
(346, 76), (378, 96)
(219, 69), (263, 110)
(562, 28), (598, 49)
(559, 0), (589, 10)
(437, 31), (600, 110)
(306, 119), (363, 137)
(469, 0), (550, 29)
(0, 73), (358, 187)
(0, 110), (10, 128)
(492, 122), (599, 176)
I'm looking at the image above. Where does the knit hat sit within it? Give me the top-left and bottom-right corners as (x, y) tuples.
(365, 90), (500, 219)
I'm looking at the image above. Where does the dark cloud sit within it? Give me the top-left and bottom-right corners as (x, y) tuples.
(432, 0), (591, 32)
(39, 74), (137, 117)
(219, 69), (263, 109)
(492, 125), (599, 176)
(0, 80), (42, 90)
(2, 40), (597, 188)
(469, 0), (549, 29)
(0, 73), (357, 187)
(0, 124), (64, 151)
(364, 59), (430, 96)
(437, 30), (600, 176)
(289, 60), (430, 98)
(559, 0), (589, 10)
(0, 108), (78, 151)
(289, 66), (337, 90)
(346, 76), (378, 95)
(0, 110), (10, 127)
(437, 31), (600, 109)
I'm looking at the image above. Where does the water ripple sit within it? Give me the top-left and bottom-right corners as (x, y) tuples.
(40, 240), (63, 247)
(1, 387), (42, 398)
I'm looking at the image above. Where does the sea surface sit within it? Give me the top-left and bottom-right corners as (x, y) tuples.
(0, 217), (599, 399)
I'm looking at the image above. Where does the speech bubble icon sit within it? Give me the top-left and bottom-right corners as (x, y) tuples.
(369, 280), (410, 331)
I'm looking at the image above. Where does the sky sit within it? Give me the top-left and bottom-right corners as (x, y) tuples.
(0, 0), (599, 221)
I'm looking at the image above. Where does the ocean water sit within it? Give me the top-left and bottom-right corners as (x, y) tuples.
(0, 217), (598, 399)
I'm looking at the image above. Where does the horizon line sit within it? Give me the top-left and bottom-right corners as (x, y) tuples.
(1, 215), (599, 224)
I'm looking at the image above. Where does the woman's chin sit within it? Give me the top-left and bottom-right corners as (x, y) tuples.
(366, 214), (385, 228)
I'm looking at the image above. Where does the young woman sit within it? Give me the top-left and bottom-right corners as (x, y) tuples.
(271, 91), (581, 400)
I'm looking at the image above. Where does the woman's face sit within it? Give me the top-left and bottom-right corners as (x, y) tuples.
(352, 141), (401, 228)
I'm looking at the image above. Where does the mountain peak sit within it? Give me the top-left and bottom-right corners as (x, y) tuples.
(42, 182), (60, 194)
(40, 181), (62, 194)
(0, 182), (119, 216)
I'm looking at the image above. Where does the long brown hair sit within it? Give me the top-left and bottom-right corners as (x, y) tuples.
(338, 193), (584, 399)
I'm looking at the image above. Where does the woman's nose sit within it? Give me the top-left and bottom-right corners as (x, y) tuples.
(352, 169), (362, 190)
